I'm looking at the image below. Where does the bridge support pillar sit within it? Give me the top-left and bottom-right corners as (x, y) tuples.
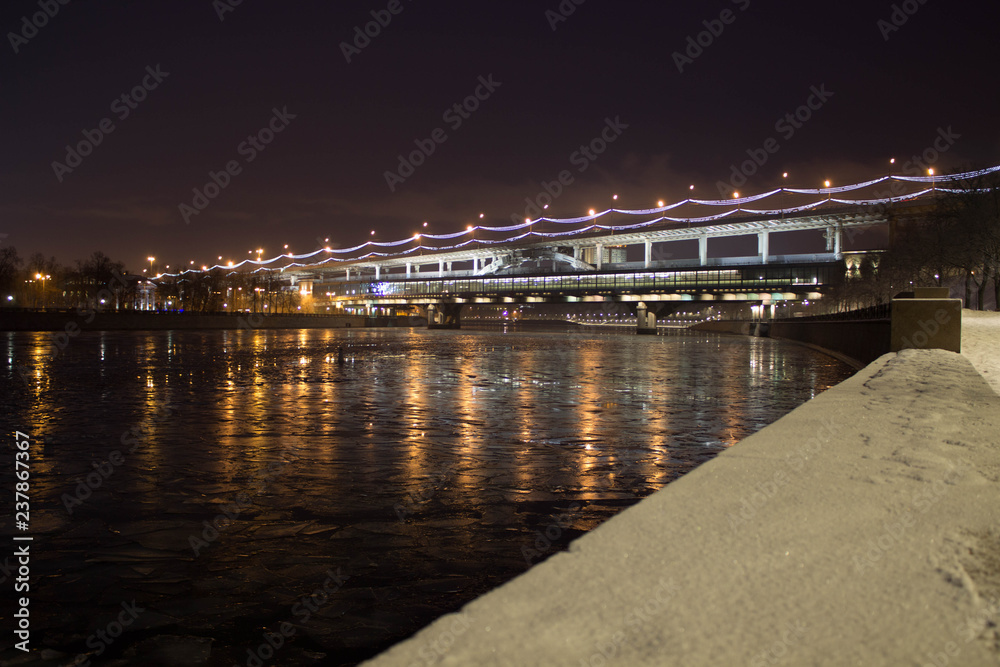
(427, 303), (463, 330)
(758, 230), (770, 264)
(699, 235), (708, 266)
(644, 241), (652, 268)
(375, 265), (381, 280)
(446, 261), (453, 273)
(406, 263), (412, 278)
(345, 268), (350, 281)
(596, 244), (604, 270)
(439, 260), (445, 276)
(573, 247), (582, 261)
(635, 301), (658, 335)
(826, 226), (842, 257)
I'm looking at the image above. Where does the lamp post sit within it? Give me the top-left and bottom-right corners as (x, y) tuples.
(35, 273), (49, 310)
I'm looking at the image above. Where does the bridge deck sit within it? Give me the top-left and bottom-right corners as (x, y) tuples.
(328, 262), (840, 304)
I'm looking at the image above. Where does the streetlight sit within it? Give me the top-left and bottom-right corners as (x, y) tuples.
(928, 168), (936, 190)
(35, 273), (49, 309)
(148, 256), (155, 274)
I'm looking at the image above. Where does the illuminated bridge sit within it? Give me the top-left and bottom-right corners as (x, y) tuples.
(159, 165), (997, 331)
(295, 205), (881, 331)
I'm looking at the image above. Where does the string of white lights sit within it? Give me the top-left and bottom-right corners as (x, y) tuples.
(154, 163), (998, 278)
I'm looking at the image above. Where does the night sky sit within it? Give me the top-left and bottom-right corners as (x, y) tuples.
(3, 0), (998, 272)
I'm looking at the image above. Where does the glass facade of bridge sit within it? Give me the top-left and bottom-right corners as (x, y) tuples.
(323, 263), (841, 298)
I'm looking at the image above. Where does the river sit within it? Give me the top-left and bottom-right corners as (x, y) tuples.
(0, 326), (853, 666)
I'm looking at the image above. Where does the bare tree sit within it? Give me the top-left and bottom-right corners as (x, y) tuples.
(931, 172), (1000, 310)
(0, 246), (22, 299)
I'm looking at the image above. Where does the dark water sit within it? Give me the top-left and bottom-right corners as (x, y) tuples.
(0, 326), (852, 666)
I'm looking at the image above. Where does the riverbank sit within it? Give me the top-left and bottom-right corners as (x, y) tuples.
(364, 342), (1000, 664)
(0, 310), (423, 331)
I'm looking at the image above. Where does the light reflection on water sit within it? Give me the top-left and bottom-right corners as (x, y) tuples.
(1, 326), (851, 665)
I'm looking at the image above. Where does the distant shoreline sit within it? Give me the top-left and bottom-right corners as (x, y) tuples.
(0, 310), (423, 332)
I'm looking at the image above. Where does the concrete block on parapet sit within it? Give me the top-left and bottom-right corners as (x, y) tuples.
(891, 298), (962, 353)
